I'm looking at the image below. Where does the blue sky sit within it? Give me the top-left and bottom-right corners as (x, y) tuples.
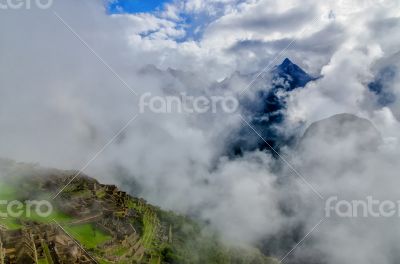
(108, 0), (170, 14)
(107, 0), (207, 42)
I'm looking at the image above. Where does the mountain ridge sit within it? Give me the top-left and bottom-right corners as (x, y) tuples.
(0, 159), (279, 264)
(229, 58), (316, 156)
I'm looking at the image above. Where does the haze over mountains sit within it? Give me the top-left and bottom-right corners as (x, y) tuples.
(1, 1), (400, 263)
(112, 58), (393, 264)
(230, 58), (316, 156)
(138, 56), (400, 264)
(1, 55), (390, 263)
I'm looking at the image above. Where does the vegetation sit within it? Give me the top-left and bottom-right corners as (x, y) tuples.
(41, 240), (54, 264)
(0, 180), (71, 227)
(0, 160), (279, 264)
(64, 223), (111, 249)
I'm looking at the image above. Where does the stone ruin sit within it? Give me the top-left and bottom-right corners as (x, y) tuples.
(0, 223), (96, 264)
(0, 174), (145, 263)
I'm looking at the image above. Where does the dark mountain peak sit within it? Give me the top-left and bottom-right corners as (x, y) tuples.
(281, 58), (294, 67)
(273, 58), (313, 89)
(228, 58), (317, 157)
(276, 58), (307, 76)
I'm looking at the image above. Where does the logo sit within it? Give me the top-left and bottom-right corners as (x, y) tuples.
(325, 196), (400, 218)
(0, 200), (53, 218)
(139, 93), (239, 114)
(0, 0), (53, 10)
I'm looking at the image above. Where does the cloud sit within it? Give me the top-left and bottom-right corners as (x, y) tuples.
(1, 0), (400, 262)
(282, 113), (400, 264)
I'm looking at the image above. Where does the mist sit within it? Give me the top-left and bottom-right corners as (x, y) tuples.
(1, 0), (400, 263)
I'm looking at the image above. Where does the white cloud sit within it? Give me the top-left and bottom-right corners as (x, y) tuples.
(1, 0), (400, 262)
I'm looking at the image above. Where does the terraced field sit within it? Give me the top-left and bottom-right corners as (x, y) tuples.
(0, 160), (279, 264)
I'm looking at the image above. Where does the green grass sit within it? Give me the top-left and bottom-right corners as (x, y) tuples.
(22, 208), (72, 223)
(97, 259), (113, 264)
(64, 223), (111, 249)
(41, 240), (54, 264)
(0, 183), (18, 200)
(0, 181), (72, 227)
(141, 210), (159, 248)
(150, 256), (161, 264)
(96, 190), (106, 199)
(0, 183), (22, 229)
(0, 207), (71, 229)
(127, 199), (160, 249)
(112, 246), (129, 256)
(0, 217), (22, 230)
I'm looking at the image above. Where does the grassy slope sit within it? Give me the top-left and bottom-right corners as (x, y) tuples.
(0, 182), (278, 263)
(126, 198), (279, 264)
(0, 160), (278, 264)
(64, 223), (111, 249)
(0, 181), (72, 229)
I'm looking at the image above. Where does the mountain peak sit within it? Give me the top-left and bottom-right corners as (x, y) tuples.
(274, 58), (313, 90)
(281, 58), (294, 66)
(277, 58), (303, 73)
